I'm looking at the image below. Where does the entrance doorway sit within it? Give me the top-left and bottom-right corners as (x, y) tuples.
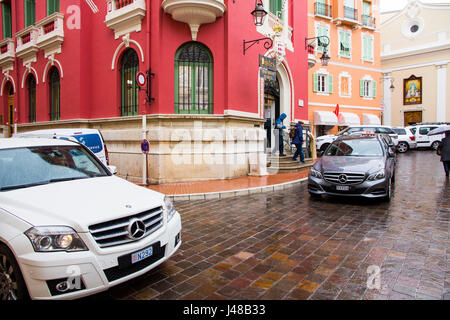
(264, 78), (280, 154)
(404, 111), (422, 126)
(4, 83), (14, 137)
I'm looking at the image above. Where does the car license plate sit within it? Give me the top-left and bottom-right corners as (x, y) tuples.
(131, 246), (153, 264)
(336, 185), (350, 191)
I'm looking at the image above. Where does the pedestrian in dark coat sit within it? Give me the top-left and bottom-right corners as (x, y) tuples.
(292, 121), (305, 163)
(438, 131), (450, 177)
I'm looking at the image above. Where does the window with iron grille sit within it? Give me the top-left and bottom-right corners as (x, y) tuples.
(28, 74), (36, 123)
(120, 49), (139, 116)
(49, 67), (60, 121)
(175, 42), (213, 114)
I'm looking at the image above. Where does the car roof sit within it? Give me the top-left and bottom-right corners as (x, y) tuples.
(15, 128), (100, 135)
(336, 135), (380, 141)
(0, 138), (78, 150)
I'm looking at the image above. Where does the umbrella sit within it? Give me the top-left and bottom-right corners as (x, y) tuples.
(427, 125), (450, 136)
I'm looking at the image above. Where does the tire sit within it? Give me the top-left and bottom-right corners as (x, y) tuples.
(397, 142), (409, 153)
(319, 143), (330, 156)
(0, 245), (29, 300)
(431, 141), (440, 151)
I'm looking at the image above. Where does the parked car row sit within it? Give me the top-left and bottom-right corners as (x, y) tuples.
(0, 136), (182, 300)
(316, 123), (449, 154)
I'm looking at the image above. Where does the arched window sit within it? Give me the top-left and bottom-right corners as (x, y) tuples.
(47, 0), (59, 15)
(120, 49), (139, 116)
(27, 74), (36, 122)
(175, 42), (213, 114)
(49, 67), (60, 121)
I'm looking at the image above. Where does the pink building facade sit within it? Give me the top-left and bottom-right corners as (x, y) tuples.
(0, 0), (308, 183)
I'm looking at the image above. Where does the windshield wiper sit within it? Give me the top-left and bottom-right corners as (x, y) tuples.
(0, 181), (50, 191)
(49, 176), (90, 183)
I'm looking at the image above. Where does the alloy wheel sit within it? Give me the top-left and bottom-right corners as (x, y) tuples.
(431, 141), (440, 150)
(397, 142), (408, 153)
(0, 253), (18, 300)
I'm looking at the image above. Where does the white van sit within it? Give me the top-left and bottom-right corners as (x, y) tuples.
(406, 124), (447, 150)
(14, 129), (109, 166)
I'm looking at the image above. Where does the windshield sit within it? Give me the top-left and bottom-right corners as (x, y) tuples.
(324, 140), (384, 157)
(0, 145), (109, 191)
(392, 128), (406, 135)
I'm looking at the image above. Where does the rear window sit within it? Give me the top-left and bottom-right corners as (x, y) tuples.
(392, 128), (406, 135)
(72, 134), (103, 154)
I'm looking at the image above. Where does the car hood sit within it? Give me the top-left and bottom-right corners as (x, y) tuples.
(316, 135), (336, 140)
(316, 156), (385, 174)
(0, 176), (165, 233)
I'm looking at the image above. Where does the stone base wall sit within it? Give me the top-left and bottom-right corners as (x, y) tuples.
(15, 115), (268, 184)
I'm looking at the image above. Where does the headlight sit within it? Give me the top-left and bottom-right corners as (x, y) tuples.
(310, 167), (323, 179)
(164, 196), (176, 222)
(367, 170), (386, 181)
(25, 226), (88, 252)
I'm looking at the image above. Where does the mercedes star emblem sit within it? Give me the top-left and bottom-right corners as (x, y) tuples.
(127, 219), (146, 240)
(338, 174), (348, 184)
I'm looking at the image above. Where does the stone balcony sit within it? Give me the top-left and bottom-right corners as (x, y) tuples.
(36, 12), (64, 58)
(105, 0), (146, 39)
(161, 0), (226, 41)
(0, 38), (15, 72)
(15, 26), (39, 66)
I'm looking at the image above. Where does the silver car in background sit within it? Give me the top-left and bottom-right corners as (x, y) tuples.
(391, 127), (417, 153)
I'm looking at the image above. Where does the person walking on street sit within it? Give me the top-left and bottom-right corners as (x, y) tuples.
(437, 131), (450, 177)
(292, 121), (305, 163)
(276, 113), (287, 156)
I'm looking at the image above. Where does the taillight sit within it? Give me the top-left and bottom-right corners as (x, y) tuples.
(410, 136), (415, 141)
(105, 144), (110, 165)
(392, 135), (398, 139)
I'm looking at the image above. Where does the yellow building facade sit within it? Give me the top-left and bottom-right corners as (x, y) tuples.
(381, 0), (450, 126)
(308, 0), (382, 137)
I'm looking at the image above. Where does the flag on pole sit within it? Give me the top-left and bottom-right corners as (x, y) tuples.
(334, 104), (340, 117)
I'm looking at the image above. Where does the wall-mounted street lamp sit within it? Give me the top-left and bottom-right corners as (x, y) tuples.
(243, 0), (273, 55)
(305, 36), (331, 66)
(389, 78), (395, 91)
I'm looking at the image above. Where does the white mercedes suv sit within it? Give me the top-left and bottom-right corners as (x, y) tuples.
(0, 138), (182, 300)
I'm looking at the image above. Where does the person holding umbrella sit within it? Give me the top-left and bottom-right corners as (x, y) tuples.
(429, 125), (450, 177)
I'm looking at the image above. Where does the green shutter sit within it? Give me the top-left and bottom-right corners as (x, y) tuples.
(328, 75), (333, 94)
(313, 73), (318, 92)
(369, 38), (373, 61)
(363, 1), (371, 15)
(360, 80), (364, 97)
(47, 0), (59, 16)
(372, 81), (377, 98)
(2, 3), (12, 38)
(25, 0), (35, 27)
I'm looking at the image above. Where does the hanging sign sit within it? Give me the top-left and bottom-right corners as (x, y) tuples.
(260, 68), (277, 81)
(136, 71), (147, 88)
(259, 55), (277, 72)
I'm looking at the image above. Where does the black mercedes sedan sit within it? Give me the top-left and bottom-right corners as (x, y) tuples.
(308, 134), (396, 201)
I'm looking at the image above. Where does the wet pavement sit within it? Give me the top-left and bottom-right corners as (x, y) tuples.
(90, 150), (449, 300)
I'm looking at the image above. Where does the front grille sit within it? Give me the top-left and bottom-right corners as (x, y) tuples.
(89, 207), (164, 248)
(323, 172), (366, 185)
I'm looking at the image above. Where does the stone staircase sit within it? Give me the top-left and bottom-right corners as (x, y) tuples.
(266, 153), (314, 174)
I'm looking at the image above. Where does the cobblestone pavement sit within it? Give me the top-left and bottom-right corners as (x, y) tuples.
(90, 150), (449, 300)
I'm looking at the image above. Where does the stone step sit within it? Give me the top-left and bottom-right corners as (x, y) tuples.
(267, 162), (314, 174)
(268, 160), (313, 168)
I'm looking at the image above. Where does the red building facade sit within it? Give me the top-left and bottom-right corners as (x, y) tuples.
(0, 0), (308, 183)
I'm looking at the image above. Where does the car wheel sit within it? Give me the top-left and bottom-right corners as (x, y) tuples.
(431, 141), (440, 151)
(0, 245), (29, 300)
(397, 142), (409, 153)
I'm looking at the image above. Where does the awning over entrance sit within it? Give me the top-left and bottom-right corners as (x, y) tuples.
(313, 111), (338, 126)
(362, 113), (381, 125)
(338, 112), (360, 126)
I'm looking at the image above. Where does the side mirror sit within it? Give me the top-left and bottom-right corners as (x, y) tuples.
(108, 165), (117, 175)
(342, 132), (349, 136)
